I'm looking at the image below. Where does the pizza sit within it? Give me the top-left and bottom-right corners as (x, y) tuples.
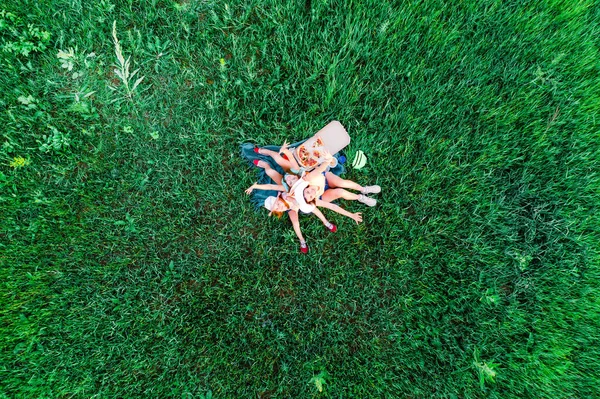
(298, 140), (326, 168)
(298, 145), (310, 164)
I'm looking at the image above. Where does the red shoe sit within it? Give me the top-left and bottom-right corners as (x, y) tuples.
(253, 159), (260, 166)
(326, 223), (337, 233)
(253, 146), (260, 154)
(300, 242), (309, 254)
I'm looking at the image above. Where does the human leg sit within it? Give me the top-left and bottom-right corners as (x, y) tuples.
(258, 148), (294, 171)
(321, 188), (376, 207)
(321, 188), (359, 202)
(324, 172), (380, 194)
(312, 207), (337, 232)
(324, 172), (364, 191)
(254, 160), (284, 185)
(288, 210), (308, 254)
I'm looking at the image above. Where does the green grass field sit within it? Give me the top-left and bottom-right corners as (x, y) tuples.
(1, 0), (599, 397)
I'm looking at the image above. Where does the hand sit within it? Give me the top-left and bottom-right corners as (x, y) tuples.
(320, 149), (334, 165)
(245, 184), (256, 195)
(281, 140), (289, 152)
(351, 212), (363, 224)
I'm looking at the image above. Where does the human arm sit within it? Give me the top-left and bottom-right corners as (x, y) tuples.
(245, 183), (286, 195)
(315, 199), (363, 224)
(280, 140), (301, 171)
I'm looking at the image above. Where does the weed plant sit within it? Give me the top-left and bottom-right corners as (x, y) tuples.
(1, 0), (599, 397)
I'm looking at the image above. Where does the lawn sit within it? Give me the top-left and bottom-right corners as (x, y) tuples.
(1, 0), (599, 397)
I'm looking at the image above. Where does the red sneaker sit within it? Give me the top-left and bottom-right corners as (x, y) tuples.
(253, 146), (260, 154)
(252, 159), (260, 166)
(326, 223), (337, 233)
(300, 242), (309, 254)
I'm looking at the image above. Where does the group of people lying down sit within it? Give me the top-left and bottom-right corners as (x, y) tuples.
(245, 140), (381, 254)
